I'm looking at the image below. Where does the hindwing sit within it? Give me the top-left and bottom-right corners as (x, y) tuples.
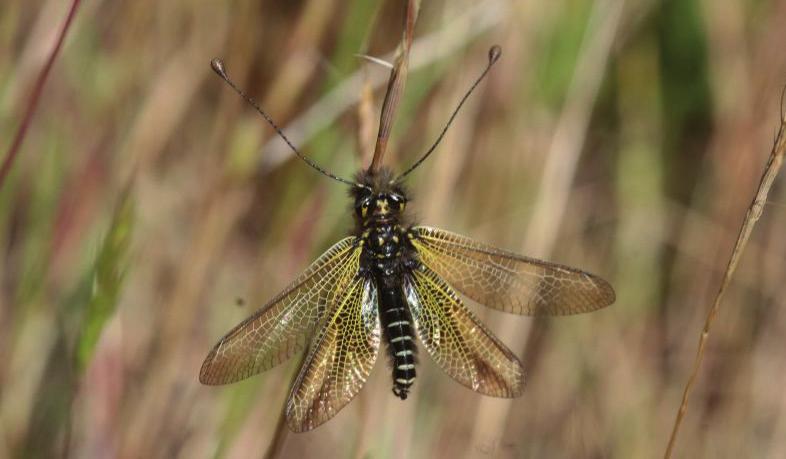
(406, 265), (524, 397)
(286, 278), (380, 432)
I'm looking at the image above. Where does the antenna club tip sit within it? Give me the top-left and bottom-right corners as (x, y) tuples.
(488, 45), (502, 63)
(210, 58), (227, 78)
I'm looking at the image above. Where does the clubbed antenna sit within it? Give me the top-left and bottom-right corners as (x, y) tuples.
(210, 58), (357, 186)
(397, 45), (502, 179)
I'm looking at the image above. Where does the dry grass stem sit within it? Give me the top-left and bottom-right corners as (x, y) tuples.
(259, 0), (505, 171)
(368, 0), (420, 172)
(265, 1), (420, 453)
(664, 96), (786, 458)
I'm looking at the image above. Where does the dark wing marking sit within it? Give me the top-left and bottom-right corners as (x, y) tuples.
(411, 227), (615, 316)
(406, 265), (524, 397)
(285, 278), (380, 432)
(200, 237), (360, 385)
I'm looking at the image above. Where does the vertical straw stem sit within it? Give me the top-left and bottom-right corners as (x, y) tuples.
(263, 353), (306, 459)
(368, 0), (420, 173)
(664, 94), (786, 458)
(263, 5), (420, 452)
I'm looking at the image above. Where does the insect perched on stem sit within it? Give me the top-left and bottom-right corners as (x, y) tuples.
(200, 46), (615, 433)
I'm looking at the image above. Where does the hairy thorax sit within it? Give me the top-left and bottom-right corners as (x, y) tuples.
(352, 167), (418, 284)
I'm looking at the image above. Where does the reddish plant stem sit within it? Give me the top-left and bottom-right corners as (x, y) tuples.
(0, 0), (83, 189)
(368, 0), (419, 173)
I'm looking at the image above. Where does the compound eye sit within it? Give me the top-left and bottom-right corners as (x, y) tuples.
(389, 194), (405, 211)
(358, 198), (372, 217)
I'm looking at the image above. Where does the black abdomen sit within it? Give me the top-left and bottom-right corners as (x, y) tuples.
(378, 283), (417, 399)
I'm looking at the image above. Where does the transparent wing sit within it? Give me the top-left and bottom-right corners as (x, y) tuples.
(286, 278), (380, 432)
(411, 226), (615, 316)
(406, 265), (524, 398)
(200, 237), (360, 385)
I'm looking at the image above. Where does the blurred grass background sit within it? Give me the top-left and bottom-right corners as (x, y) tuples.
(2, 0), (786, 457)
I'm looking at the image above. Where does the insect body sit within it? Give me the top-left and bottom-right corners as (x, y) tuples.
(354, 169), (419, 400)
(200, 48), (615, 432)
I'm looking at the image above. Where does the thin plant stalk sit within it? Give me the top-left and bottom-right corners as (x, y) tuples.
(368, 0), (420, 172)
(263, 3), (420, 455)
(259, 0), (504, 172)
(664, 96), (786, 458)
(263, 354), (306, 459)
(0, 0), (83, 189)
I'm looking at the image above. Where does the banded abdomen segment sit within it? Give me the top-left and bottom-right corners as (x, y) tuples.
(379, 284), (417, 399)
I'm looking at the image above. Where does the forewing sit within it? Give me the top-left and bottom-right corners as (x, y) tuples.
(406, 265), (524, 397)
(286, 278), (380, 432)
(412, 226), (615, 316)
(200, 237), (360, 385)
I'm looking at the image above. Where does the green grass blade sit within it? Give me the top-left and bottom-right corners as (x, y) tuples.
(74, 188), (135, 371)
